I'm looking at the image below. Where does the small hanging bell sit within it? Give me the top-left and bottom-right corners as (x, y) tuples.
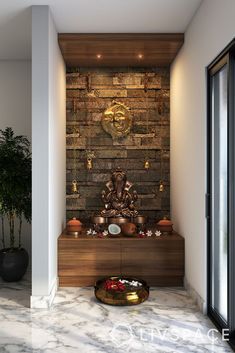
(87, 157), (93, 170)
(144, 159), (150, 170)
(71, 180), (80, 196)
(159, 181), (164, 192)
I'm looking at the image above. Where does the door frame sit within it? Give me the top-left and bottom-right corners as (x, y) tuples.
(207, 38), (235, 344)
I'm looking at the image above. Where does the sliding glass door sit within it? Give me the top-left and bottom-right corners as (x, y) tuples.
(208, 42), (235, 342)
(210, 60), (228, 323)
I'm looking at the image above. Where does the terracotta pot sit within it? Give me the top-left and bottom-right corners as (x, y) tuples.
(157, 217), (173, 233)
(121, 223), (137, 236)
(66, 217), (82, 234)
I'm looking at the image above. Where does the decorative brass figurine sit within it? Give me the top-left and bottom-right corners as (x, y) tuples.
(102, 101), (132, 138)
(100, 169), (138, 218)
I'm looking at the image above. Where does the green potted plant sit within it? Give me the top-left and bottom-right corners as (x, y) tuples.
(0, 127), (31, 281)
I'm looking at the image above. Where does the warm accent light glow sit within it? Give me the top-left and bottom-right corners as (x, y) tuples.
(138, 54), (143, 59)
(96, 54), (102, 59)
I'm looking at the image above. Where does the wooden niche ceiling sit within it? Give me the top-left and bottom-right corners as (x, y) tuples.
(58, 33), (184, 67)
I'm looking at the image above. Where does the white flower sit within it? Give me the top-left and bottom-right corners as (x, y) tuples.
(139, 231), (145, 235)
(119, 279), (141, 287)
(87, 228), (93, 235)
(155, 230), (162, 237)
(103, 230), (109, 236)
(131, 281), (139, 287)
(146, 230), (153, 237)
(92, 230), (97, 236)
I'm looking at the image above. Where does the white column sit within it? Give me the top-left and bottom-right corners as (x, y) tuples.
(31, 5), (66, 308)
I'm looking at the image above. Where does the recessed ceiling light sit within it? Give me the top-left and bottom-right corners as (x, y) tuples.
(96, 54), (102, 59)
(138, 54), (144, 59)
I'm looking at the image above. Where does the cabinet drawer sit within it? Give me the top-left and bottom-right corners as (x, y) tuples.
(58, 238), (121, 277)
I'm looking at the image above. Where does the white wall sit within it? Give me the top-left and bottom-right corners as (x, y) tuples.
(32, 5), (66, 301)
(171, 0), (235, 305)
(48, 7), (66, 292)
(0, 61), (31, 256)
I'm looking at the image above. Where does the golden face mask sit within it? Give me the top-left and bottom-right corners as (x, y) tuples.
(102, 101), (132, 138)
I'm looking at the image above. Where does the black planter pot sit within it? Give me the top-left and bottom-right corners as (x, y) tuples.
(0, 248), (29, 282)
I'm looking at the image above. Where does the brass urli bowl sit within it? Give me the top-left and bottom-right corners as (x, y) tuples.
(94, 276), (149, 306)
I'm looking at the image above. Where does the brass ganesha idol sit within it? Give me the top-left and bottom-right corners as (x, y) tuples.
(100, 168), (138, 218)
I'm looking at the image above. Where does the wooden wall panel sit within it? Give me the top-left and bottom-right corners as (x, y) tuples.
(58, 34), (184, 67)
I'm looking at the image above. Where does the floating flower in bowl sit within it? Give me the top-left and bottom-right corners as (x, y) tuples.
(104, 279), (126, 292)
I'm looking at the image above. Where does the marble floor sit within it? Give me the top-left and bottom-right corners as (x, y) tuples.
(0, 277), (233, 353)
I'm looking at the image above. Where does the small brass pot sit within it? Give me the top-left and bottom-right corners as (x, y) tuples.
(92, 216), (107, 225)
(95, 276), (149, 306)
(109, 217), (129, 225)
(133, 215), (147, 225)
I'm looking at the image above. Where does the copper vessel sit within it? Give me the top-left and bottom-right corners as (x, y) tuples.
(95, 276), (149, 306)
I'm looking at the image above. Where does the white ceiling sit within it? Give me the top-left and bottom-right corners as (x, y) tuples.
(0, 0), (202, 60)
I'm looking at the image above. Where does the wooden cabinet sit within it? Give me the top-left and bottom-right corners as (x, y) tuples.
(121, 237), (184, 286)
(58, 232), (184, 287)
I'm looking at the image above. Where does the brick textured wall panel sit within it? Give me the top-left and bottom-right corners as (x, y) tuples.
(66, 67), (170, 223)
